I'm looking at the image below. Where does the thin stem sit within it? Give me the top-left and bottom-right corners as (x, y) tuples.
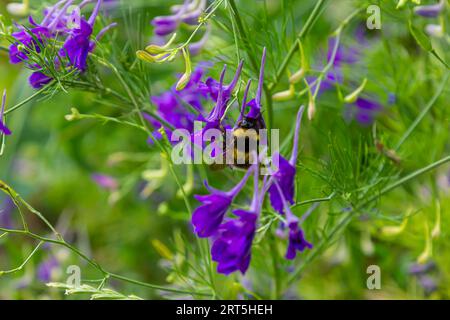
(268, 0), (328, 91)
(4, 86), (49, 116)
(0, 241), (44, 275)
(395, 71), (449, 150)
(288, 154), (450, 283)
(292, 192), (336, 208)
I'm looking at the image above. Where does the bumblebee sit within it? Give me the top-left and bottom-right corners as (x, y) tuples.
(230, 115), (266, 170)
(209, 115), (265, 171)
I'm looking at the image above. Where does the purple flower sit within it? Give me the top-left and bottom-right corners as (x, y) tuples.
(418, 275), (438, 296)
(211, 164), (262, 274)
(151, 0), (206, 36)
(307, 36), (360, 95)
(269, 156), (313, 259)
(327, 37), (360, 67)
(9, 19), (50, 64)
(0, 197), (14, 228)
(192, 167), (253, 238)
(37, 256), (59, 283)
(211, 209), (257, 274)
(286, 221), (313, 260)
(60, 19), (93, 71)
(268, 106), (305, 214)
(146, 65), (209, 142)
(345, 97), (383, 126)
(203, 60), (244, 104)
(409, 262), (436, 275)
(59, 0), (103, 71)
(240, 48), (267, 125)
(92, 173), (119, 190)
(414, 0), (445, 18)
(9, 0), (80, 65)
(29, 70), (53, 89)
(1, 90), (11, 136)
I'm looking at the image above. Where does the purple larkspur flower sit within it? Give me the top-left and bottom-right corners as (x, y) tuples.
(9, 0), (81, 65)
(1, 90), (11, 136)
(9, 18), (51, 64)
(268, 106), (305, 214)
(285, 220), (313, 259)
(242, 48), (266, 125)
(211, 164), (262, 275)
(203, 60), (244, 104)
(409, 261), (436, 275)
(271, 175), (313, 260)
(59, 0), (103, 71)
(146, 65), (209, 142)
(151, 0), (206, 36)
(29, 70), (53, 89)
(414, 0), (445, 18)
(344, 97), (383, 126)
(92, 173), (119, 190)
(211, 209), (257, 274)
(37, 256), (59, 282)
(9, 0), (115, 88)
(0, 197), (14, 228)
(418, 275), (438, 296)
(192, 166), (253, 238)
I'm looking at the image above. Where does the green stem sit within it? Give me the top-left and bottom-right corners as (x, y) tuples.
(395, 71), (450, 150)
(288, 154), (450, 283)
(4, 86), (49, 116)
(268, 0), (328, 91)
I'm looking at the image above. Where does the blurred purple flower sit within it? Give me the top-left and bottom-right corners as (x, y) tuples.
(151, 0), (206, 36)
(37, 256), (59, 283)
(414, 0), (445, 18)
(146, 65), (209, 142)
(418, 275), (438, 296)
(1, 90), (12, 136)
(0, 197), (14, 228)
(92, 173), (119, 190)
(345, 97), (383, 126)
(192, 167), (253, 238)
(409, 261), (436, 275)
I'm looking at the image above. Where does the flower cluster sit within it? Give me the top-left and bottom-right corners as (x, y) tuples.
(192, 105), (312, 275)
(8, 0), (116, 88)
(143, 46), (313, 275)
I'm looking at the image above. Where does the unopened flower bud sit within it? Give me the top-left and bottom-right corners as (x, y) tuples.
(289, 68), (305, 84)
(425, 24), (444, 37)
(307, 99), (316, 120)
(272, 85), (295, 102)
(7, 1), (29, 17)
(65, 108), (81, 121)
(344, 78), (367, 104)
(176, 48), (192, 91)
